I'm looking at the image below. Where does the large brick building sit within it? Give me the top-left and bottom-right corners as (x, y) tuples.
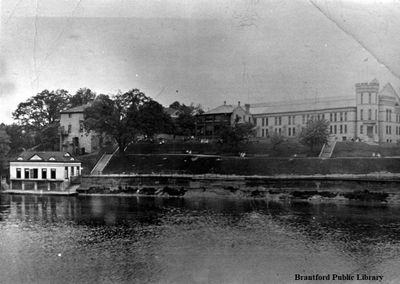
(251, 79), (400, 143)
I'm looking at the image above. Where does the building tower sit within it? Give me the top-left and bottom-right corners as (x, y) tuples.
(355, 79), (380, 142)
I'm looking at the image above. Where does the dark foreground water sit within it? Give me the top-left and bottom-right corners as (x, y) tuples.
(0, 195), (400, 284)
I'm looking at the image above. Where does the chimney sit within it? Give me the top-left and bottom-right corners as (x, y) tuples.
(244, 103), (250, 113)
(238, 101), (241, 106)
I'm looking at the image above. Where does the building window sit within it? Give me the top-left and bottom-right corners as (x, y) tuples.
(344, 112), (347, 121)
(50, 169), (56, 179)
(279, 117), (282, 125)
(302, 115), (305, 124)
(334, 113), (337, 122)
(330, 125), (332, 134)
(344, 124), (347, 133)
(68, 124), (72, 133)
(42, 168), (47, 179)
(274, 117), (277, 125)
(361, 93), (364, 104)
(375, 110), (378, 120)
(31, 168), (38, 179)
(24, 169), (29, 179)
(262, 129), (264, 137)
(368, 93), (371, 104)
(340, 125), (343, 134)
(266, 117), (268, 126)
(278, 128), (281, 134)
(68, 113), (72, 118)
(71, 167), (75, 176)
(368, 109), (372, 120)
(340, 112), (343, 121)
(360, 109), (363, 120)
(265, 129), (269, 136)
(334, 125), (337, 134)
(360, 125), (363, 134)
(16, 168), (21, 179)
(288, 128), (291, 136)
(262, 118), (265, 127)
(79, 121), (84, 132)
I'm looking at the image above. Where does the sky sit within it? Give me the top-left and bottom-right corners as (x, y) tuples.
(1, 0), (400, 124)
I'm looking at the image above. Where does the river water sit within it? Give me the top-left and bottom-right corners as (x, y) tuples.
(0, 194), (399, 284)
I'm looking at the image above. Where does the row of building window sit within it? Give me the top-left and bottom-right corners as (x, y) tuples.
(15, 166), (80, 180)
(259, 112), (349, 127)
(16, 168), (56, 179)
(360, 92), (377, 105)
(359, 109), (377, 121)
(261, 127), (297, 137)
(67, 121), (85, 134)
(330, 124), (348, 135)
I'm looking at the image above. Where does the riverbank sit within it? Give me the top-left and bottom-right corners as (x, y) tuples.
(77, 172), (400, 202)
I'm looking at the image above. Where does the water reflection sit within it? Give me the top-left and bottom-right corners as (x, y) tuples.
(1, 194), (400, 283)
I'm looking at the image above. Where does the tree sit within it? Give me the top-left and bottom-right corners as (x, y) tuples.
(138, 100), (174, 138)
(270, 132), (284, 151)
(219, 122), (255, 145)
(168, 101), (203, 136)
(69, 88), (96, 108)
(12, 89), (71, 129)
(5, 124), (36, 154)
(0, 125), (10, 176)
(84, 89), (169, 152)
(299, 118), (330, 151)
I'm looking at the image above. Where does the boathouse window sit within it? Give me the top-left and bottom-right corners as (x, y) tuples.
(16, 168), (21, 179)
(42, 168), (47, 179)
(77, 166), (80, 175)
(24, 169), (30, 179)
(71, 166), (75, 176)
(31, 168), (38, 179)
(50, 169), (56, 179)
(65, 167), (69, 179)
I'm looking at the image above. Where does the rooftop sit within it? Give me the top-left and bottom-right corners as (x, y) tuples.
(60, 103), (91, 114)
(12, 151), (80, 163)
(250, 96), (356, 115)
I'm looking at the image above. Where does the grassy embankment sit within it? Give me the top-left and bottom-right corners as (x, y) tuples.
(102, 141), (400, 176)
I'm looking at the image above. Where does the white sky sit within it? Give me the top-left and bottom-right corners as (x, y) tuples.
(1, 0), (400, 123)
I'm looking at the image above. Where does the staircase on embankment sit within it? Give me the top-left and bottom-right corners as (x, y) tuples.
(319, 140), (337, 158)
(90, 147), (119, 175)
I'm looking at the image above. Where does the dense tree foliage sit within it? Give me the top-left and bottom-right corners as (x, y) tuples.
(69, 88), (96, 108)
(299, 118), (330, 151)
(168, 101), (203, 136)
(219, 122), (255, 145)
(0, 126), (10, 175)
(12, 89), (70, 129)
(84, 89), (171, 152)
(139, 100), (174, 138)
(4, 124), (36, 154)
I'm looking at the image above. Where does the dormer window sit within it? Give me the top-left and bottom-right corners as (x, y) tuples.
(64, 153), (71, 157)
(17, 157), (23, 161)
(70, 157), (75, 161)
(49, 157), (56, 161)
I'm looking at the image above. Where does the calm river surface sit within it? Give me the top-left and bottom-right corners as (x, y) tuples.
(0, 194), (400, 284)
